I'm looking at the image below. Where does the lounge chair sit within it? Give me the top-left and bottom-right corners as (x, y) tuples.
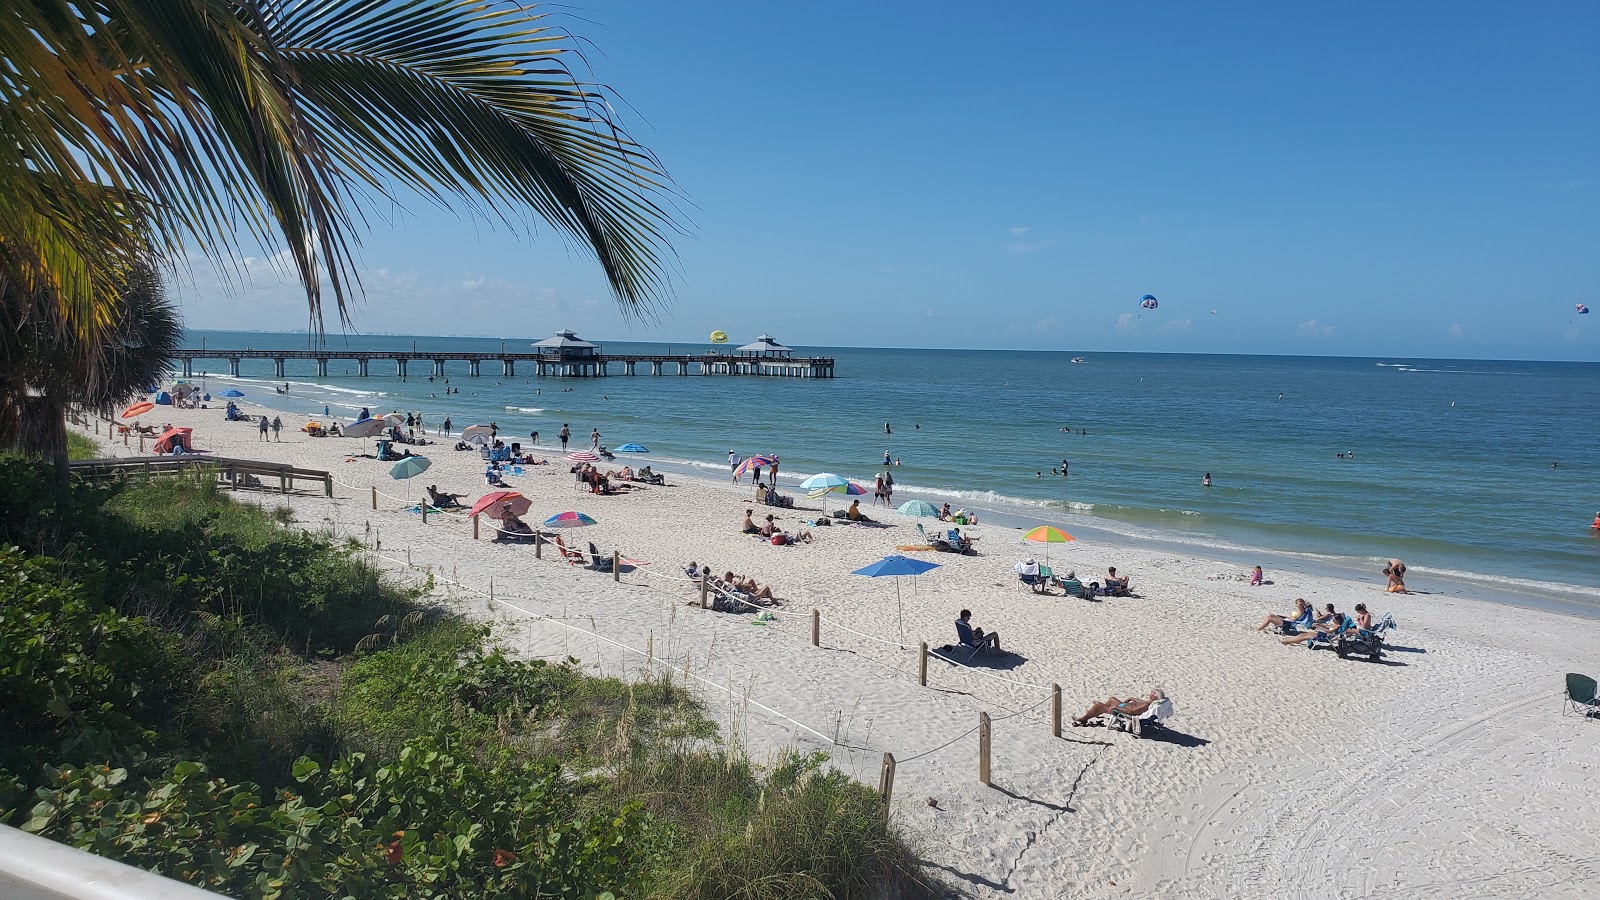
(1335, 612), (1395, 661)
(550, 534), (585, 565)
(1111, 698), (1174, 738)
(1017, 569), (1046, 594)
(1564, 673), (1600, 719)
(585, 541), (615, 573)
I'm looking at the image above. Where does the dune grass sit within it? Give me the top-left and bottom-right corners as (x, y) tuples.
(0, 462), (936, 898)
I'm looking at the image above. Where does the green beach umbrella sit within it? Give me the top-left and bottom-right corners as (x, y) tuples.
(897, 500), (941, 518)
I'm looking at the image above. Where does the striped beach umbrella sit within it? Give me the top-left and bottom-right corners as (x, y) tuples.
(734, 454), (777, 478)
(615, 443), (649, 453)
(565, 450), (601, 462)
(800, 472), (849, 492)
(543, 511), (597, 529)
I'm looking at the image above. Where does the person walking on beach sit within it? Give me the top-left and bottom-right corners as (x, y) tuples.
(256, 415), (269, 441)
(559, 424), (570, 450)
(271, 416), (282, 442)
(750, 456), (763, 484)
(442, 416), (452, 436)
(415, 412), (425, 434)
(729, 450), (739, 482)
(590, 427), (601, 450)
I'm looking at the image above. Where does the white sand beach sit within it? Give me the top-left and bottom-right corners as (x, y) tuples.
(79, 406), (1600, 899)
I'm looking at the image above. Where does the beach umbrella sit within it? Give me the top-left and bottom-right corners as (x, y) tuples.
(801, 472), (850, 492)
(565, 450), (600, 462)
(460, 424), (494, 442)
(219, 389), (245, 398)
(389, 456), (431, 479)
(852, 554), (941, 645)
(465, 433), (491, 447)
(543, 511), (597, 528)
(1023, 525), (1076, 564)
(121, 401), (155, 419)
(733, 454), (777, 479)
(897, 500), (941, 518)
(344, 418), (385, 438)
(381, 413), (406, 426)
(468, 491), (530, 519)
(616, 443), (649, 453)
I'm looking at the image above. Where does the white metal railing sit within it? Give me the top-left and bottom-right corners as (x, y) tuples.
(0, 825), (221, 899)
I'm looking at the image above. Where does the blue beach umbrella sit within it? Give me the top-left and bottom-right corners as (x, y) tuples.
(219, 389), (245, 398)
(390, 456), (431, 479)
(897, 500), (940, 518)
(852, 555), (941, 644)
(344, 417), (385, 439)
(801, 472), (850, 492)
(616, 443), (649, 453)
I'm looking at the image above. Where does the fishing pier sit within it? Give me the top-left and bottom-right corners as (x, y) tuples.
(176, 330), (836, 380)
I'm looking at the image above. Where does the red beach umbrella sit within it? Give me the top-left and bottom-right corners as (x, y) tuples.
(468, 490), (530, 519)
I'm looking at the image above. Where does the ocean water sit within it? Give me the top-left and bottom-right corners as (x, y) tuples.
(179, 330), (1600, 597)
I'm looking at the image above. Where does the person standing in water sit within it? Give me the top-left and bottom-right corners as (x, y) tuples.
(559, 424), (570, 450)
(885, 421), (892, 434)
(1202, 472), (1212, 487)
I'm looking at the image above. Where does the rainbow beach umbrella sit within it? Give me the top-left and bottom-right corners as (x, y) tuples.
(733, 454), (777, 478)
(543, 511), (597, 529)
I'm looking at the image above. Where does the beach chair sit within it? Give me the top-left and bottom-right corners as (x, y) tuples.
(952, 619), (995, 662)
(1018, 569), (1046, 594)
(1564, 673), (1600, 719)
(1111, 698), (1174, 738)
(585, 541), (614, 573)
(550, 535), (585, 565)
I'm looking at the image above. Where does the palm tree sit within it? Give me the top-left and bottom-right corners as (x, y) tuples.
(1, 0), (678, 344)
(0, 261), (183, 485)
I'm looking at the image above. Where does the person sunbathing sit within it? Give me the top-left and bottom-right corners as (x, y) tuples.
(1257, 598), (1311, 632)
(760, 514), (812, 544)
(736, 574), (776, 602)
(1281, 609), (1351, 645)
(426, 485), (465, 508)
(1073, 689), (1165, 727)
(846, 499), (873, 522)
(740, 509), (761, 534)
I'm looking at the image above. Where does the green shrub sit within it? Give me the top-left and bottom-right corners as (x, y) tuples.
(0, 547), (174, 781)
(24, 738), (651, 899)
(66, 431), (99, 461)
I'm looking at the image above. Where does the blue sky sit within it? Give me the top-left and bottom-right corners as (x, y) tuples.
(180, 1), (1599, 359)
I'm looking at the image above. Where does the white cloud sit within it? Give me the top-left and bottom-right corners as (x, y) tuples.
(1008, 226), (1030, 236)
(461, 275), (486, 290)
(924, 308), (936, 318)
(1447, 323), (1463, 338)
(1297, 319), (1336, 337)
(1004, 238), (1055, 254)
(1159, 318), (1192, 334)
(1033, 317), (1060, 333)
(1115, 313), (1138, 331)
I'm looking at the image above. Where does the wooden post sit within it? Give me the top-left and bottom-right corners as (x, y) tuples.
(978, 712), (991, 786)
(647, 633), (654, 662)
(370, 485), (377, 509)
(421, 504), (428, 524)
(279, 474), (287, 494)
(534, 533), (542, 559)
(489, 576), (494, 602)
(879, 753), (896, 811)
(612, 550), (620, 582)
(473, 515), (480, 540)
(918, 641), (928, 687)
(1052, 684), (1062, 738)
(139, 434), (145, 453)
(323, 474), (332, 497)
(811, 609), (820, 646)
(700, 576), (709, 609)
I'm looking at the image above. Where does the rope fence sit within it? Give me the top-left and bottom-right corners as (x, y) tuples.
(84, 421), (1097, 806)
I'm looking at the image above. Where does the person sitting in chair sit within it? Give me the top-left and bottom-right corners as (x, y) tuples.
(425, 485), (465, 508)
(1073, 689), (1165, 727)
(1257, 597), (1311, 633)
(1103, 567), (1131, 596)
(955, 609), (1003, 653)
(485, 466), (508, 488)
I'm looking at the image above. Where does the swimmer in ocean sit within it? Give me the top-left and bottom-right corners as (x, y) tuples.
(1202, 472), (1212, 487)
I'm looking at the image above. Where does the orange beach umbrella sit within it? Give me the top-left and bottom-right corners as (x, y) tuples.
(122, 401), (155, 419)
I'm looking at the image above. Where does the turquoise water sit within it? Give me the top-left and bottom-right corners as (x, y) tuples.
(181, 331), (1600, 595)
